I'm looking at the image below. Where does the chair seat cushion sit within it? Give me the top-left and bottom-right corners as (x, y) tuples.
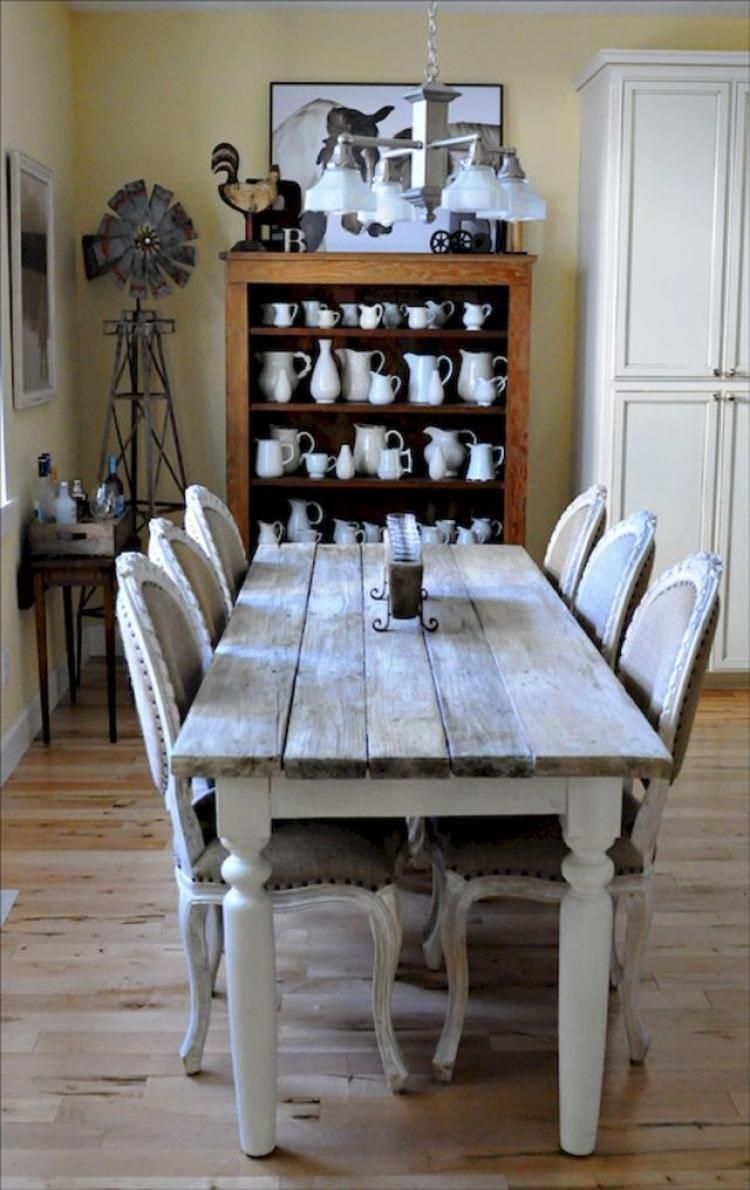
(190, 811), (408, 892)
(428, 790), (644, 882)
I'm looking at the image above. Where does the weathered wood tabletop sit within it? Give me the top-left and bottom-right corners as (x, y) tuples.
(171, 542), (671, 1162)
(172, 542), (671, 786)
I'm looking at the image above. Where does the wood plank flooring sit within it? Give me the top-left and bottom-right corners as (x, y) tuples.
(1, 661), (748, 1189)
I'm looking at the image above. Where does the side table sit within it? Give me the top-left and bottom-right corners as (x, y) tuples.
(28, 516), (130, 745)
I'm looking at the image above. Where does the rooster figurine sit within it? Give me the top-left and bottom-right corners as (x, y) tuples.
(211, 142), (282, 249)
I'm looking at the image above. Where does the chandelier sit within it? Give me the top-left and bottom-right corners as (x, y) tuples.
(303, 1), (546, 245)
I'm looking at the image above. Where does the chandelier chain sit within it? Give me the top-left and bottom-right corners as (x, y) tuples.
(425, 1), (439, 83)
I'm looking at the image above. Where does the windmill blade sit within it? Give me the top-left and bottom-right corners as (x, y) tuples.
(96, 214), (134, 240)
(163, 244), (196, 267)
(155, 252), (191, 289)
(155, 201), (197, 242)
(147, 183), (173, 228)
(108, 179), (149, 225)
(158, 226), (198, 253)
(145, 256), (172, 299)
(111, 245), (135, 289)
(91, 235), (132, 270)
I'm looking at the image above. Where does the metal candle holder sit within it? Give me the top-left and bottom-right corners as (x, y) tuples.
(371, 514), (438, 632)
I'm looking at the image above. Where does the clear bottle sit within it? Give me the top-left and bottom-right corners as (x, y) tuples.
(54, 480), (78, 525)
(102, 455), (126, 517)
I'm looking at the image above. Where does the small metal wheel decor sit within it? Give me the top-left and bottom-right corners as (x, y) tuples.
(371, 514), (438, 633)
(430, 226), (493, 255)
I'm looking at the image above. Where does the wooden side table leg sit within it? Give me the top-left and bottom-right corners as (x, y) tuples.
(33, 573), (51, 745)
(63, 587), (77, 704)
(103, 569), (117, 743)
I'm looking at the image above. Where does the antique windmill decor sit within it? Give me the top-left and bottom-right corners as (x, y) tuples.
(82, 179), (197, 540)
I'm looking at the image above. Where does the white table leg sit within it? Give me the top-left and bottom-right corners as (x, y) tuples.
(558, 777), (620, 1156)
(217, 777), (277, 1157)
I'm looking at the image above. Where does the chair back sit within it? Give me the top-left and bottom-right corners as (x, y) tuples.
(115, 552), (207, 872)
(618, 551), (722, 780)
(543, 483), (607, 606)
(573, 509), (656, 668)
(185, 484), (247, 615)
(148, 517), (227, 661)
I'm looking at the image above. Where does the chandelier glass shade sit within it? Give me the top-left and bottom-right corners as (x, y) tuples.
(302, 2), (546, 237)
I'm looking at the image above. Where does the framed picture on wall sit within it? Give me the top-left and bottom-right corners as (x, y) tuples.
(8, 151), (56, 407)
(270, 82), (503, 253)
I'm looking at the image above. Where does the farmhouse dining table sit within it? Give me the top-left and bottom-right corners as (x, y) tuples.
(171, 542), (671, 1158)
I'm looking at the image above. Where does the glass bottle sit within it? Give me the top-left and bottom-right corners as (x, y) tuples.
(102, 455), (126, 517)
(54, 480), (78, 525)
(71, 479), (89, 521)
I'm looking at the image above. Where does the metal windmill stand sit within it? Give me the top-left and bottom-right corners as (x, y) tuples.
(97, 302), (188, 543)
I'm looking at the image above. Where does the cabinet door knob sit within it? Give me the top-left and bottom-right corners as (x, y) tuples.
(713, 368), (723, 377)
(725, 393), (737, 402)
(725, 368), (737, 378)
(712, 392), (723, 401)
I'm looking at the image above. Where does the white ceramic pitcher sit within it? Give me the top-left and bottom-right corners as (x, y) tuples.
(257, 351), (312, 401)
(423, 426), (477, 477)
(457, 351), (507, 403)
(466, 442), (505, 482)
(287, 498), (324, 542)
(404, 353), (453, 404)
(270, 426), (315, 474)
(335, 348), (386, 402)
(353, 424), (405, 476)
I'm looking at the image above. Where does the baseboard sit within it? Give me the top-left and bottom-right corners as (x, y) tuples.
(0, 625), (121, 787)
(1, 654), (71, 786)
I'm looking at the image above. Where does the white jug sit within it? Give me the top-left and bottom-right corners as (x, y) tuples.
(473, 374), (507, 407)
(287, 498), (324, 542)
(466, 442), (505, 482)
(423, 426), (477, 477)
(301, 299), (326, 327)
(471, 516), (502, 543)
(368, 372), (401, 406)
(404, 353), (453, 404)
(362, 521), (382, 542)
(335, 348), (386, 402)
(377, 445), (412, 480)
(255, 438), (294, 478)
(257, 520), (284, 544)
(462, 301), (492, 330)
(270, 426), (315, 474)
(456, 526), (476, 544)
(427, 445), (447, 480)
(333, 518), (365, 545)
(353, 424), (405, 476)
(425, 299), (455, 328)
(271, 301), (299, 327)
(457, 351), (507, 403)
(257, 351), (312, 401)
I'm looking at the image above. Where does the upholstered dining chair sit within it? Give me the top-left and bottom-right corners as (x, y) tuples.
(148, 517), (227, 662)
(115, 552), (409, 1090)
(184, 484), (248, 617)
(542, 483), (607, 607)
(572, 509), (657, 668)
(423, 551), (722, 1082)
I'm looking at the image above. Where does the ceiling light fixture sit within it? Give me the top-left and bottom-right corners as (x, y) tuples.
(303, 1), (545, 248)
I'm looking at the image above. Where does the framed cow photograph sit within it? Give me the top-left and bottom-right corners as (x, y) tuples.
(270, 82), (503, 253)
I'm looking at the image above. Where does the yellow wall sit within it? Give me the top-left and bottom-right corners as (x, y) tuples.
(1, 1), (748, 743)
(1, 0), (78, 736)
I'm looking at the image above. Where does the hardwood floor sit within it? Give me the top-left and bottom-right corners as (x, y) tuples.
(1, 662), (748, 1189)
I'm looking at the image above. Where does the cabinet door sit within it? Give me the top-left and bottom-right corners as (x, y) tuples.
(612, 389), (720, 576)
(712, 391), (750, 672)
(723, 80), (750, 380)
(616, 80), (731, 379)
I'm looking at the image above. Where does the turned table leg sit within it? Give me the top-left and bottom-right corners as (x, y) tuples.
(216, 776), (277, 1157)
(558, 777), (620, 1156)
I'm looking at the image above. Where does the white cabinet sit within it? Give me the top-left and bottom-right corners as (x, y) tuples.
(575, 51), (749, 677)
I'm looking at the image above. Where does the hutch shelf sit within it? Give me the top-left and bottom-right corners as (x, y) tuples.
(223, 252), (535, 550)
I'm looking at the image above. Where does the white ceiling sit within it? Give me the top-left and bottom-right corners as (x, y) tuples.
(62, 1), (750, 16)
